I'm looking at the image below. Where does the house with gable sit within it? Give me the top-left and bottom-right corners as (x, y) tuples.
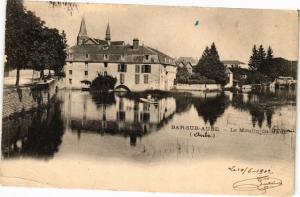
(65, 17), (177, 91)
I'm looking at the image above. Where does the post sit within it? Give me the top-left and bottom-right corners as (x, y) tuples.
(15, 68), (20, 86)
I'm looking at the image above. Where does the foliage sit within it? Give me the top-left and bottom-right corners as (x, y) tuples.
(247, 44), (297, 81)
(266, 58), (297, 80)
(188, 73), (216, 84)
(246, 71), (270, 84)
(230, 67), (248, 85)
(90, 74), (117, 92)
(175, 66), (190, 84)
(194, 43), (227, 85)
(257, 45), (266, 72)
(5, 0), (27, 85)
(5, 0), (68, 85)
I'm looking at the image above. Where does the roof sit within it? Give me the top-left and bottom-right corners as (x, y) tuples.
(67, 43), (176, 66)
(176, 57), (198, 65)
(222, 60), (245, 65)
(225, 67), (232, 74)
(176, 61), (193, 68)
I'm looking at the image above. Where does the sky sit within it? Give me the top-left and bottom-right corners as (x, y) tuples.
(24, 1), (299, 64)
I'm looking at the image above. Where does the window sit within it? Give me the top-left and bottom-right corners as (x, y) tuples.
(118, 63), (127, 72)
(135, 74), (140, 84)
(85, 53), (89, 59)
(145, 55), (149, 60)
(141, 65), (151, 73)
(85, 62), (88, 67)
(144, 74), (149, 84)
(104, 71), (107, 76)
(104, 62), (108, 67)
(69, 79), (72, 84)
(120, 73), (125, 84)
(104, 54), (108, 60)
(135, 64), (140, 73)
(84, 71), (88, 76)
(69, 70), (72, 75)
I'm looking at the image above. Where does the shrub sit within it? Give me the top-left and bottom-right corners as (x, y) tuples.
(90, 74), (117, 92)
(188, 73), (216, 84)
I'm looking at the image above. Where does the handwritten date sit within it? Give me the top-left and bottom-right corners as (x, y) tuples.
(228, 165), (273, 175)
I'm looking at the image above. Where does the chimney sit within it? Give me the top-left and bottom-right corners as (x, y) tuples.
(133, 38), (139, 49)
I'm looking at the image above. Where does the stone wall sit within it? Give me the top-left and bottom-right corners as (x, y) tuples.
(2, 80), (59, 119)
(174, 83), (222, 91)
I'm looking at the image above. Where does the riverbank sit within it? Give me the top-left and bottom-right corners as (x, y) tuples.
(2, 78), (61, 119)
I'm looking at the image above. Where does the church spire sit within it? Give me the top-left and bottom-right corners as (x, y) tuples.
(79, 17), (87, 36)
(77, 17), (88, 45)
(105, 23), (111, 41)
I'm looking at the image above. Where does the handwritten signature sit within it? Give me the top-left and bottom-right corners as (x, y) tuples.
(232, 175), (282, 194)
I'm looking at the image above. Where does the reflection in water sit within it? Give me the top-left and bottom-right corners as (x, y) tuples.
(2, 94), (65, 159)
(1, 88), (296, 161)
(68, 92), (177, 146)
(231, 89), (296, 128)
(192, 93), (230, 126)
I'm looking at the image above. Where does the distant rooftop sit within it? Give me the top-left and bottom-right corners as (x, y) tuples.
(222, 60), (245, 65)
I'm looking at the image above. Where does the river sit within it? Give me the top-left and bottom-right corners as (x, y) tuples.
(1, 88), (296, 195)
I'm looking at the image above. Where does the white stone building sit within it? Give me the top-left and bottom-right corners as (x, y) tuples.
(65, 17), (177, 91)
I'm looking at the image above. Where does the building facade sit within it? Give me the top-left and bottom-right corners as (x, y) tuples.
(177, 61), (193, 74)
(65, 18), (177, 91)
(222, 60), (246, 69)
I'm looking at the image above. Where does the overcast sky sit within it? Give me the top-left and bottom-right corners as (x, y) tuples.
(24, 1), (298, 63)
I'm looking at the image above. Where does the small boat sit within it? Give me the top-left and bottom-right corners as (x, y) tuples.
(139, 97), (159, 104)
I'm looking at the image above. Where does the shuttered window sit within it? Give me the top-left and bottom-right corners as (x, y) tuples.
(135, 74), (140, 84)
(141, 65), (151, 73)
(118, 64), (127, 72)
(144, 74), (149, 84)
(135, 64), (140, 73)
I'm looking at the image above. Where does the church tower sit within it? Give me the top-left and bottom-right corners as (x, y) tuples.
(77, 17), (88, 45)
(105, 23), (111, 43)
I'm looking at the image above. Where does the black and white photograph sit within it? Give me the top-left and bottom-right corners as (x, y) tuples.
(0, 1), (298, 196)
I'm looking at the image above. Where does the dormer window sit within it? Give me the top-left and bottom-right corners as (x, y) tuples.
(145, 55), (149, 60)
(85, 53), (89, 59)
(103, 46), (109, 50)
(69, 53), (73, 59)
(104, 54), (108, 60)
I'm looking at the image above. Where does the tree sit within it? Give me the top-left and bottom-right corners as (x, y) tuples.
(31, 27), (67, 79)
(194, 43), (227, 85)
(194, 46), (209, 73)
(5, 0), (68, 85)
(90, 74), (117, 92)
(261, 46), (274, 76)
(248, 45), (259, 71)
(266, 46), (273, 60)
(175, 66), (190, 84)
(5, 0), (27, 86)
(257, 45), (266, 72)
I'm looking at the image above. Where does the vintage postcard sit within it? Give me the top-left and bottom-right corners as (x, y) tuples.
(0, 0), (298, 196)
